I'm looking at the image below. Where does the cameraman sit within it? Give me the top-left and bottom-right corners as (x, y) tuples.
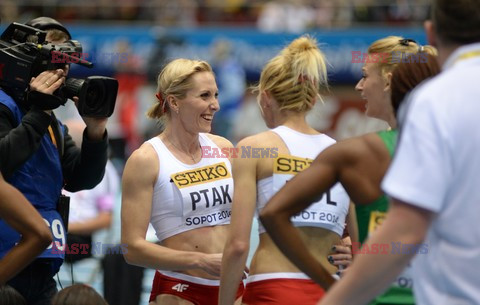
(0, 17), (109, 305)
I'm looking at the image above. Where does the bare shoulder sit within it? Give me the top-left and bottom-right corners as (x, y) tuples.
(235, 131), (278, 177)
(205, 133), (233, 150)
(317, 133), (389, 167)
(359, 132), (391, 161)
(124, 142), (159, 182)
(127, 142), (158, 166)
(327, 133), (386, 160)
(236, 130), (276, 148)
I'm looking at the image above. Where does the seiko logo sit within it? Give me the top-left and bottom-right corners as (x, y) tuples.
(274, 154), (313, 175)
(171, 162), (231, 188)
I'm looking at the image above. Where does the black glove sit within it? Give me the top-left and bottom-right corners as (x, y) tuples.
(26, 90), (67, 110)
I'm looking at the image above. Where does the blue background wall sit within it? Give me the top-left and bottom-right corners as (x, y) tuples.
(57, 26), (427, 83)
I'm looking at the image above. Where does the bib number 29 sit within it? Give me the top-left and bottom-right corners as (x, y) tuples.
(43, 218), (66, 251)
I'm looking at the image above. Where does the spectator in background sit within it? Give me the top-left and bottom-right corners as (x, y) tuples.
(61, 119), (119, 265)
(112, 39), (146, 158)
(230, 88), (268, 144)
(211, 39), (246, 140)
(257, 0), (315, 33)
(311, 0), (335, 28)
(0, 0), (19, 23)
(151, 0), (198, 27)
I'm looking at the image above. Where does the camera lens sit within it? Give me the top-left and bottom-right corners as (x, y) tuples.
(84, 81), (105, 109)
(64, 78), (84, 98)
(63, 76), (118, 117)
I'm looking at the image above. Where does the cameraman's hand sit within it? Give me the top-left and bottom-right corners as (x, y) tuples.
(30, 69), (65, 95)
(72, 97), (108, 141)
(30, 69), (65, 114)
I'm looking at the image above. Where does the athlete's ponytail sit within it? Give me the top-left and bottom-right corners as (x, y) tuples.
(255, 35), (329, 113)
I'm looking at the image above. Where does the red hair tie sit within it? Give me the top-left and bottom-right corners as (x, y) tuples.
(155, 92), (167, 113)
(298, 74), (310, 83)
(298, 74), (316, 85)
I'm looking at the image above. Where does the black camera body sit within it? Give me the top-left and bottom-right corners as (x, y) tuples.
(0, 22), (118, 117)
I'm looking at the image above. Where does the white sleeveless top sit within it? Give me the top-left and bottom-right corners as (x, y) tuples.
(256, 126), (350, 236)
(147, 133), (233, 242)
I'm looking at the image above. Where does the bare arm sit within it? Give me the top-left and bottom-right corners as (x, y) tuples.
(68, 160), (117, 235)
(219, 139), (257, 305)
(330, 202), (358, 273)
(259, 149), (341, 289)
(0, 174), (52, 284)
(318, 199), (433, 305)
(346, 202), (359, 246)
(121, 145), (219, 275)
(68, 211), (112, 235)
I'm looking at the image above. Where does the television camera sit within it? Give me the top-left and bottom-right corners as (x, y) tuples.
(0, 22), (118, 117)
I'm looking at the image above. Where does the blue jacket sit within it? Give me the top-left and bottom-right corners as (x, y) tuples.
(0, 89), (108, 274)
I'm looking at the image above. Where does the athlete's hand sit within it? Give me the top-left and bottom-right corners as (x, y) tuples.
(328, 244), (352, 277)
(199, 253), (222, 277)
(243, 266), (250, 279)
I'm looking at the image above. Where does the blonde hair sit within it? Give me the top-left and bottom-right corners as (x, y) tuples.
(47, 29), (70, 42)
(254, 35), (328, 113)
(147, 58), (213, 120)
(368, 36), (437, 77)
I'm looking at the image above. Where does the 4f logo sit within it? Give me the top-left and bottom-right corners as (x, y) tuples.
(172, 283), (189, 292)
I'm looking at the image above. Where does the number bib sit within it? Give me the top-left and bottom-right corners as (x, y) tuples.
(41, 210), (66, 259)
(273, 154), (348, 234)
(368, 211), (414, 288)
(171, 162), (234, 229)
